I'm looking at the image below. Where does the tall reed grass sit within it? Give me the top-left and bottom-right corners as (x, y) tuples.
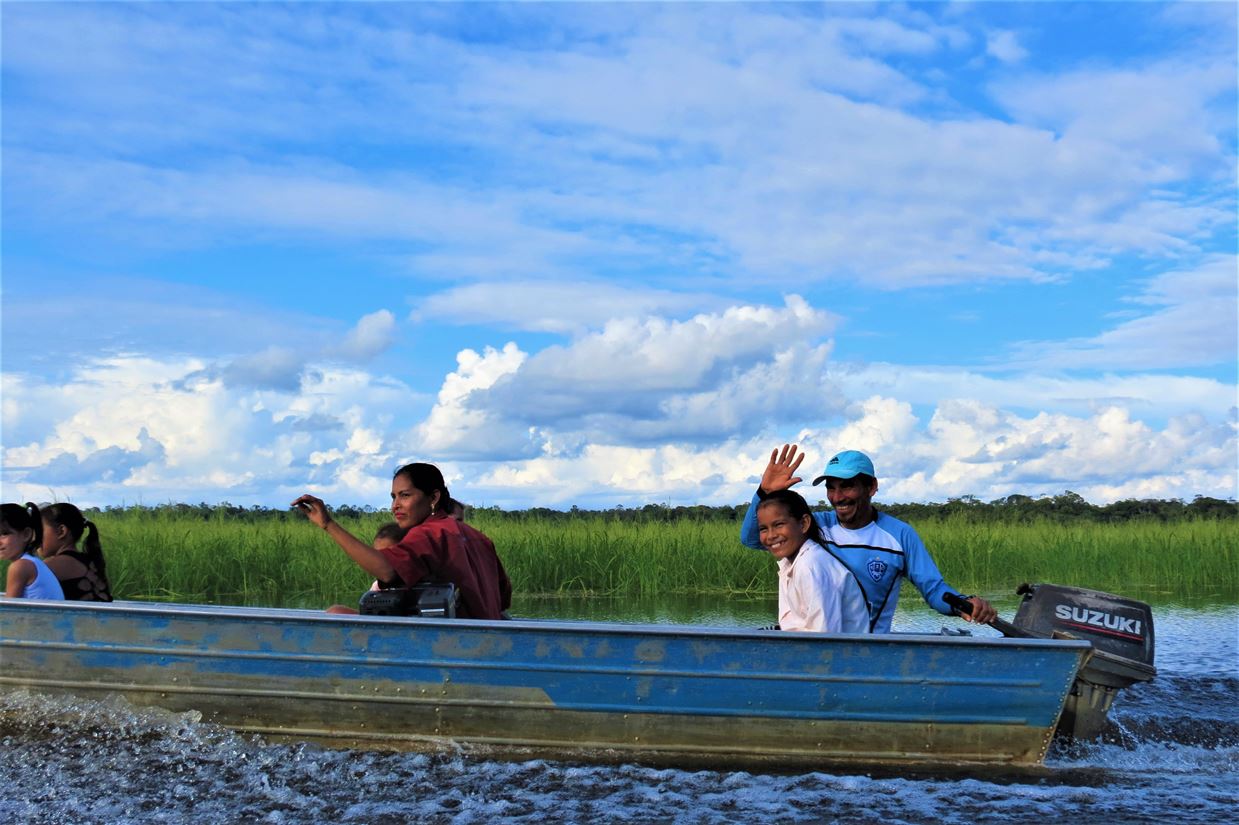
(10, 509), (1236, 606)
(915, 516), (1237, 597)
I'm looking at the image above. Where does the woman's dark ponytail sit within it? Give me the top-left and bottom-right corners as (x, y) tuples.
(42, 503), (105, 569)
(26, 502), (43, 551)
(82, 519), (106, 575)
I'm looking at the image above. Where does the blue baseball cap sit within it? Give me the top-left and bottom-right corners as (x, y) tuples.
(812, 450), (876, 485)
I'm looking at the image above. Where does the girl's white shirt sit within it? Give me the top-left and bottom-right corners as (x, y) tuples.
(776, 538), (868, 633)
(14, 552), (66, 600)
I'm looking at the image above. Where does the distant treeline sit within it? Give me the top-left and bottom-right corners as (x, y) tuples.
(84, 491), (1237, 524)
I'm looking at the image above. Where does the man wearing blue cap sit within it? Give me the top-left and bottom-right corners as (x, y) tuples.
(740, 444), (997, 633)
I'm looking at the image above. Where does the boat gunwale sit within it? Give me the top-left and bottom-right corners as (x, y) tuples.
(0, 597), (1096, 652)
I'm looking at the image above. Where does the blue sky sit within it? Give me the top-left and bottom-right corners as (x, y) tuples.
(2, 2), (1235, 510)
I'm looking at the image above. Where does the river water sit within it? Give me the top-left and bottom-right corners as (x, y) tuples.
(2, 595), (1236, 824)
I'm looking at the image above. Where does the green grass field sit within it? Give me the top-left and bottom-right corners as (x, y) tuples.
(38, 509), (1236, 607)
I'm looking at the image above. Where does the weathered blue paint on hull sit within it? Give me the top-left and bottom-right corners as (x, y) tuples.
(0, 599), (1091, 769)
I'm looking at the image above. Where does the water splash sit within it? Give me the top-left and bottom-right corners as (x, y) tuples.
(3, 687), (1238, 825)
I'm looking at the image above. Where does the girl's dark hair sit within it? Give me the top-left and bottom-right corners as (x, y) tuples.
(757, 490), (825, 547)
(393, 462), (451, 514)
(373, 522), (410, 544)
(42, 502), (106, 575)
(0, 502), (43, 552)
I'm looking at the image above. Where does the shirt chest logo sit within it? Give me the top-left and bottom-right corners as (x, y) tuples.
(866, 558), (889, 582)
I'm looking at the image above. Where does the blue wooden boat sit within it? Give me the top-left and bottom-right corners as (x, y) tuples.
(0, 598), (1094, 769)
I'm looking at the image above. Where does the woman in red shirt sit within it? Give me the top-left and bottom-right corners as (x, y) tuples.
(293, 463), (511, 620)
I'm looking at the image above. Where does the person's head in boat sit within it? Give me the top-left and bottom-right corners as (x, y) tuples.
(390, 462), (453, 530)
(811, 450), (879, 530)
(0, 502), (43, 561)
(371, 522), (409, 551)
(756, 490), (825, 561)
(41, 503), (106, 567)
(39, 502), (113, 602)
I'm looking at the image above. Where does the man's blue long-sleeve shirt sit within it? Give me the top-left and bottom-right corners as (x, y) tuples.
(741, 492), (958, 633)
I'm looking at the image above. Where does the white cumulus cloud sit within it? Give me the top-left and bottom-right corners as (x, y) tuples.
(1, 354), (425, 507)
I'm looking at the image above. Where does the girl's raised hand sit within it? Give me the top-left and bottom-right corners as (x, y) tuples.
(761, 444), (805, 493)
(291, 495), (333, 531)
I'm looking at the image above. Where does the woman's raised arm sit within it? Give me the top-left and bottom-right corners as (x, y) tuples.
(291, 495), (399, 585)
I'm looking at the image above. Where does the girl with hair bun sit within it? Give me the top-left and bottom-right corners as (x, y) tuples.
(41, 503), (114, 602)
(293, 462), (511, 620)
(1, 502), (64, 600)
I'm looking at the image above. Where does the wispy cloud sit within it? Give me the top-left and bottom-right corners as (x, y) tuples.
(416, 281), (726, 335)
(991, 58), (1236, 174)
(334, 310), (398, 361)
(985, 30), (1027, 64)
(5, 5), (1231, 291)
(1004, 255), (1238, 371)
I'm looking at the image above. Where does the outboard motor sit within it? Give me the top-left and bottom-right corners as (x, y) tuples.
(1011, 583), (1157, 740)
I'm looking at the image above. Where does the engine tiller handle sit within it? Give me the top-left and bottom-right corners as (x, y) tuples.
(942, 592), (1036, 639)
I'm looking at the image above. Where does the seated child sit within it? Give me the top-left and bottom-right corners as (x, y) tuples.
(325, 522), (410, 615)
(1, 502), (65, 600)
(756, 490), (867, 633)
(41, 503), (113, 601)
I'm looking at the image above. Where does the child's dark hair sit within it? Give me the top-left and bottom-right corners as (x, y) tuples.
(373, 522), (410, 545)
(43, 503), (106, 576)
(393, 462), (451, 514)
(0, 502), (43, 552)
(757, 490), (825, 546)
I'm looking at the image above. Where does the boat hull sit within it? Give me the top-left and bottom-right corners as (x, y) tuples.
(0, 600), (1092, 769)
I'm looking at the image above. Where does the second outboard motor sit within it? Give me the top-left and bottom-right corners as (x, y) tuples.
(1012, 583), (1157, 740)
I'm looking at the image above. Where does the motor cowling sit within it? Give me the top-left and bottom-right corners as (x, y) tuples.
(1011, 582), (1154, 669)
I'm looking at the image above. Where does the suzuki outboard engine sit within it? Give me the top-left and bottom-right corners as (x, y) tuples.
(1011, 583), (1157, 740)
